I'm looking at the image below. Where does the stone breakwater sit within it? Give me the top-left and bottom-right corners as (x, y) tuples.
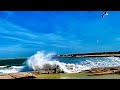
(55, 51), (120, 58)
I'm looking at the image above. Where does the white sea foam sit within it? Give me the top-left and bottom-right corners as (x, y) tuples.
(0, 66), (23, 74)
(20, 51), (120, 73)
(82, 57), (120, 68)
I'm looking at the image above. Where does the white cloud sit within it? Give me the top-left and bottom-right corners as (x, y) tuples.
(0, 18), (84, 54)
(0, 45), (25, 51)
(0, 19), (45, 44)
(0, 19), (37, 36)
(0, 35), (45, 45)
(115, 38), (120, 41)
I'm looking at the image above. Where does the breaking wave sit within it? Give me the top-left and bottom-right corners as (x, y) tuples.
(1, 51), (120, 74)
(20, 51), (120, 73)
(0, 66), (23, 74)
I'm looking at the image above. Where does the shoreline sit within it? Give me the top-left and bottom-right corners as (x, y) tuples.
(1, 65), (120, 79)
(1, 52), (120, 79)
(34, 65), (120, 79)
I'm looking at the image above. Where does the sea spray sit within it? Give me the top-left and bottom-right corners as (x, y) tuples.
(20, 51), (90, 73)
(20, 51), (68, 72)
(20, 51), (120, 73)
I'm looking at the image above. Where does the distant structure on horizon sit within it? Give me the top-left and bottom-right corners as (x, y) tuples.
(55, 51), (120, 58)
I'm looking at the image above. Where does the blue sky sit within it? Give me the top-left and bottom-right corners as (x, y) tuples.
(0, 11), (120, 58)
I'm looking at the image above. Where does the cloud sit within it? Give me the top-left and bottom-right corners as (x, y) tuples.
(115, 38), (120, 41)
(0, 35), (45, 45)
(0, 44), (25, 52)
(0, 19), (45, 45)
(0, 13), (85, 56)
(0, 19), (36, 35)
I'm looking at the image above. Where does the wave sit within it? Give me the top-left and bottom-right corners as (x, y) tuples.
(1, 51), (120, 74)
(0, 66), (23, 74)
(19, 51), (120, 73)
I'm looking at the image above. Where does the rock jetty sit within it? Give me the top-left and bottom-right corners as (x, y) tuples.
(55, 51), (120, 58)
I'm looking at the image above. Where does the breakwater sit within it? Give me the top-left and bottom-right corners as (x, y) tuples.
(55, 51), (120, 58)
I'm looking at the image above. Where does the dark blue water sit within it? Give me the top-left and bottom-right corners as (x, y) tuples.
(55, 57), (86, 64)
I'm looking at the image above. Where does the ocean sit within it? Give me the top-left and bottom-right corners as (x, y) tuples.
(0, 51), (120, 74)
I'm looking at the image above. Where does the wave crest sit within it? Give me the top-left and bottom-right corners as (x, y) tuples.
(20, 51), (120, 73)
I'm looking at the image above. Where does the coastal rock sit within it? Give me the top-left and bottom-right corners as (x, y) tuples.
(83, 66), (120, 76)
(8, 72), (37, 79)
(0, 74), (14, 79)
(31, 71), (41, 75)
(88, 71), (113, 76)
(41, 64), (64, 74)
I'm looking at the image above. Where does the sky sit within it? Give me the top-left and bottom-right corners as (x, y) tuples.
(0, 11), (120, 58)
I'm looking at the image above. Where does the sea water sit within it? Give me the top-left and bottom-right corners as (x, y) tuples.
(0, 51), (120, 74)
